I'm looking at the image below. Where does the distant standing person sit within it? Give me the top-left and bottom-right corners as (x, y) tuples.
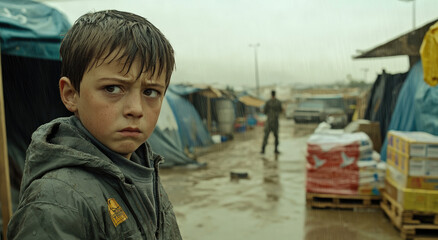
(261, 90), (283, 154)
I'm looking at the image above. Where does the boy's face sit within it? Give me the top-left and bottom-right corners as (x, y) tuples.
(61, 55), (166, 159)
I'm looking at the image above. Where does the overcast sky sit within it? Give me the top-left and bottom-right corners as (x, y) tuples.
(43, 0), (438, 90)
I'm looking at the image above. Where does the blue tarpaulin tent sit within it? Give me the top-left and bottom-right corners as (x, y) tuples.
(0, 0), (71, 236)
(166, 86), (213, 152)
(149, 97), (202, 168)
(380, 61), (438, 161)
(0, 0), (70, 60)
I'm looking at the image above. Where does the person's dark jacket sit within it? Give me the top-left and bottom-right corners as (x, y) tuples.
(264, 98), (282, 130)
(7, 117), (182, 239)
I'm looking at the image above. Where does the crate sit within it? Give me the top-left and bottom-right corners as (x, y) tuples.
(306, 192), (381, 209)
(380, 192), (438, 240)
(387, 131), (438, 158)
(384, 177), (438, 213)
(387, 146), (438, 177)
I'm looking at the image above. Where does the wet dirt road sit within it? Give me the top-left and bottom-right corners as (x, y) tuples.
(160, 119), (402, 240)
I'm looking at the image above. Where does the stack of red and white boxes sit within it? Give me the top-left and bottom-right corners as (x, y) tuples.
(306, 132), (384, 195)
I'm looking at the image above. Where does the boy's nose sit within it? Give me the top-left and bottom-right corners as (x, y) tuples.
(124, 92), (143, 118)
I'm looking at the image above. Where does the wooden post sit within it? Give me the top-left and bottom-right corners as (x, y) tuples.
(0, 50), (12, 240)
(206, 96), (211, 133)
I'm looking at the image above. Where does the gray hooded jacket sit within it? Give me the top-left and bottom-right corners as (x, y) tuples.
(7, 117), (182, 239)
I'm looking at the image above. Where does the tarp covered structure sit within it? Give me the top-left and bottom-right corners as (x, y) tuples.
(364, 70), (408, 146)
(238, 95), (265, 108)
(0, 0), (71, 216)
(0, 0), (71, 235)
(0, 0), (70, 60)
(354, 19), (438, 160)
(167, 84), (226, 134)
(169, 84), (262, 136)
(166, 85), (213, 152)
(148, 97), (202, 168)
(381, 61), (438, 161)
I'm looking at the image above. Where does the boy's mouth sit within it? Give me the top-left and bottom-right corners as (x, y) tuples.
(121, 127), (141, 132)
(119, 127), (141, 137)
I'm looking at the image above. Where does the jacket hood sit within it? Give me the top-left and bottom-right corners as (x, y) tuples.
(20, 116), (155, 194)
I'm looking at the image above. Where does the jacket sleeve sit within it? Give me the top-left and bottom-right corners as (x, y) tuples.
(7, 178), (103, 240)
(159, 183), (182, 240)
(7, 202), (86, 240)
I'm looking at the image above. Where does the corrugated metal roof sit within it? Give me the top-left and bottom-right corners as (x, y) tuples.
(353, 19), (438, 59)
(238, 95), (265, 107)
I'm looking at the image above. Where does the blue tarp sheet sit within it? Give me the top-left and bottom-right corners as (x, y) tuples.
(381, 61), (438, 161)
(168, 84), (202, 95)
(167, 86), (213, 151)
(0, 0), (70, 60)
(148, 127), (200, 168)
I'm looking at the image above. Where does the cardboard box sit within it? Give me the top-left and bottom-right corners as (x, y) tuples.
(387, 131), (438, 158)
(386, 146), (438, 176)
(357, 122), (381, 152)
(385, 177), (438, 213)
(386, 165), (438, 190)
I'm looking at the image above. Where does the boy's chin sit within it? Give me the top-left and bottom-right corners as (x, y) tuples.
(113, 146), (140, 159)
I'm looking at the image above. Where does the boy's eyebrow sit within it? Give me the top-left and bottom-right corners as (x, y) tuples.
(99, 77), (136, 84)
(144, 82), (166, 89)
(99, 77), (166, 89)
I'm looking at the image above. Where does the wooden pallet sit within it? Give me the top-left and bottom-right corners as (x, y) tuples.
(306, 192), (381, 209)
(380, 192), (438, 240)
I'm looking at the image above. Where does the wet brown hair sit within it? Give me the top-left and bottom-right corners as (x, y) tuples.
(60, 10), (175, 92)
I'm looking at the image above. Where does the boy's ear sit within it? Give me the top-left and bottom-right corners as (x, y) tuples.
(59, 77), (78, 113)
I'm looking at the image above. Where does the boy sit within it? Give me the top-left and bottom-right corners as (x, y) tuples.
(7, 10), (182, 239)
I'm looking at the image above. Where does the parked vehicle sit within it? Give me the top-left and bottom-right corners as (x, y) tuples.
(293, 100), (347, 128)
(285, 103), (297, 119)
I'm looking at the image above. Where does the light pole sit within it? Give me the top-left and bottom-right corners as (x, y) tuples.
(249, 43), (260, 97)
(399, 0), (416, 30)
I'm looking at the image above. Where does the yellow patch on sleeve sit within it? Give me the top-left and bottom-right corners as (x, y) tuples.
(107, 198), (128, 227)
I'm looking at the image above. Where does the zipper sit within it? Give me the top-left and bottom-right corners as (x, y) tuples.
(129, 184), (151, 237)
(153, 156), (163, 239)
(117, 181), (147, 237)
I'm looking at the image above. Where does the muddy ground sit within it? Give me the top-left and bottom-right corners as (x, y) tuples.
(160, 119), (401, 240)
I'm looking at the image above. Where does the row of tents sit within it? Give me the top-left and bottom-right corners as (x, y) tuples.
(0, 1), (265, 237)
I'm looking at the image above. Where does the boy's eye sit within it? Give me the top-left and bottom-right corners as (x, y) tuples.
(144, 89), (160, 98)
(105, 85), (122, 93)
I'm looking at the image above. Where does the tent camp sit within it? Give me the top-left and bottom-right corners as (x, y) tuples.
(168, 84), (263, 138)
